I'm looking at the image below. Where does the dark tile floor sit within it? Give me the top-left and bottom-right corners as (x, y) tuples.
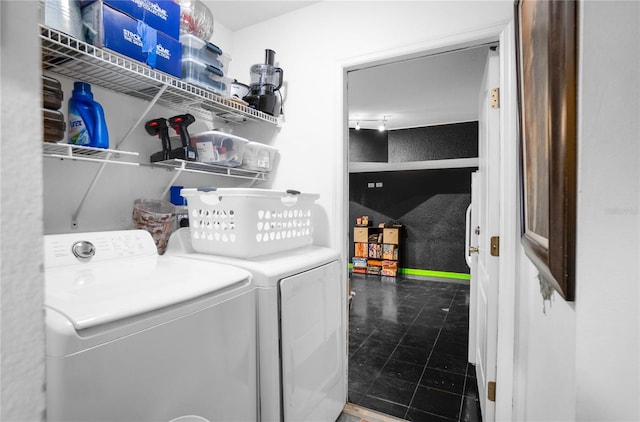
(348, 274), (482, 422)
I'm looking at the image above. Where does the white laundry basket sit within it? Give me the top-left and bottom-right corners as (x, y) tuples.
(180, 188), (318, 258)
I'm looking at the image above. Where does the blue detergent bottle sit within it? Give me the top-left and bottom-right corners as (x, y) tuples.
(67, 82), (109, 148)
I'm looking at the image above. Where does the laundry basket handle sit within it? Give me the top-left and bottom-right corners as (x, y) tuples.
(281, 190), (300, 206)
(195, 187), (223, 205)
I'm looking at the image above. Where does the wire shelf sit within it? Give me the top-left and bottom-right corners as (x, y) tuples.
(150, 159), (269, 182)
(39, 25), (279, 125)
(43, 142), (139, 165)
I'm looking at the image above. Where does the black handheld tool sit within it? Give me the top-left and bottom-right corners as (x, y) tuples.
(168, 114), (197, 161)
(145, 118), (172, 163)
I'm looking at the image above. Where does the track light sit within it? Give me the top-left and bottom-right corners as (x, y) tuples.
(349, 116), (389, 131)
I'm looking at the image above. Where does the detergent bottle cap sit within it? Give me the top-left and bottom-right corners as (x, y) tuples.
(73, 82), (94, 98)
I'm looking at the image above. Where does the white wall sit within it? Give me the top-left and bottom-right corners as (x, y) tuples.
(574, 1), (639, 420)
(227, 1), (513, 250)
(515, 254), (577, 421)
(0, 1), (47, 420)
(513, 2), (640, 421)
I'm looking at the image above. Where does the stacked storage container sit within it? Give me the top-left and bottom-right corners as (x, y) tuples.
(180, 34), (232, 96)
(42, 76), (66, 143)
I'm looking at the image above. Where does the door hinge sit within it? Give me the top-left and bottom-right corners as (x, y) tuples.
(488, 381), (496, 402)
(490, 236), (500, 257)
(491, 87), (500, 109)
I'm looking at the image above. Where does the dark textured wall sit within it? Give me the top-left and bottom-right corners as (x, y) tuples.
(349, 170), (473, 274)
(348, 128), (388, 162)
(388, 121), (478, 162)
(348, 121), (478, 274)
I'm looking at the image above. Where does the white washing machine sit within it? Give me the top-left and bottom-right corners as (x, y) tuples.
(166, 228), (346, 422)
(44, 229), (258, 422)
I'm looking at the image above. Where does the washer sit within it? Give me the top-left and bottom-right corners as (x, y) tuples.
(166, 228), (346, 422)
(44, 229), (257, 422)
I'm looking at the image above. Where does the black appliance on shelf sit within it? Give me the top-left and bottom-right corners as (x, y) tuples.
(243, 49), (283, 117)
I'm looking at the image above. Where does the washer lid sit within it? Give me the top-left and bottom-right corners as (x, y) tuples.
(45, 255), (251, 330)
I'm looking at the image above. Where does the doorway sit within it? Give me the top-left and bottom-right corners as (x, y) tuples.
(341, 28), (512, 421)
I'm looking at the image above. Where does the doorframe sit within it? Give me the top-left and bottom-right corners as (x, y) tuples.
(496, 20), (519, 421)
(336, 20), (518, 421)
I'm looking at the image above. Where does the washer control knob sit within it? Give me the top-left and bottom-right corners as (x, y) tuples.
(72, 241), (96, 261)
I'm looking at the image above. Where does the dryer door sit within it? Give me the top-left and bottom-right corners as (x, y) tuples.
(279, 260), (345, 422)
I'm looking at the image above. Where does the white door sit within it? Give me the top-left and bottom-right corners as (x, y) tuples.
(473, 48), (501, 422)
(279, 260), (345, 422)
(466, 171), (479, 364)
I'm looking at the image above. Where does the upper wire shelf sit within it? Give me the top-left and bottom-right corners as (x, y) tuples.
(39, 25), (279, 126)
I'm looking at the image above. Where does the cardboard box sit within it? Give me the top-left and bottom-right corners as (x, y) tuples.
(83, 2), (182, 78)
(352, 257), (367, 268)
(80, 0), (180, 39)
(383, 227), (400, 245)
(367, 266), (381, 275)
(382, 244), (398, 260)
(354, 242), (368, 258)
(381, 268), (398, 277)
(381, 260), (398, 277)
(354, 227), (369, 243)
(382, 260), (398, 269)
(368, 243), (382, 259)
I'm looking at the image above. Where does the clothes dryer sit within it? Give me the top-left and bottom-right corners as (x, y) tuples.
(44, 229), (258, 422)
(166, 228), (346, 422)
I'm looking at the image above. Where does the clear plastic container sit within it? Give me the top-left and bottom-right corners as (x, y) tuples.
(176, 0), (214, 40)
(180, 188), (318, 258)
(241, 142), (279, 172)
(180, 34), (231, 74)
(181, 57), (231, 96)
(43, 108), (66, 143)
(189, 130), (249, 167)
(43, 75), (64, 109)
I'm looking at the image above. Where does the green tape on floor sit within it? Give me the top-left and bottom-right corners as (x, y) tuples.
(348, 264), (470, 281)
(399, 268), (470, 280)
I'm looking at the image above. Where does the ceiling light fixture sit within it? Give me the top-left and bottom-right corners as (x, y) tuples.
(349, 116), (389, 131)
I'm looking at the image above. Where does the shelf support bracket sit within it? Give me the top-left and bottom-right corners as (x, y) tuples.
(115, 84), (168, 150)
(71, 84), (167, 229)
(71, 153), (112, 229)
(160, 161), (187, 199)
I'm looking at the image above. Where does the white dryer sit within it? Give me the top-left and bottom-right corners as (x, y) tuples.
(44, 230), (258, 422)
(167, 228), (346, 422)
